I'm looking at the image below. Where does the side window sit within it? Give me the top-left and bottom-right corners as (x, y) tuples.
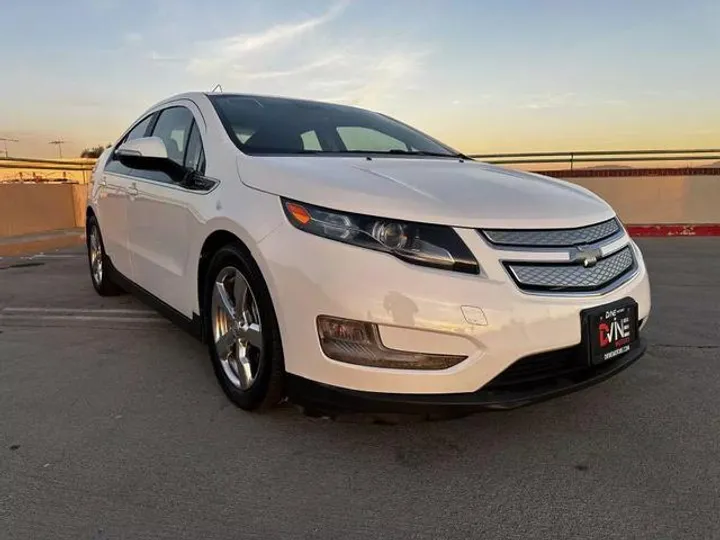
(301, 130), (322, 151)
(184, 121), (206, 174)
(105, 114), (154, 175)
(235, 128), (255, 143)
(151, 107), (195, 165)
(134, 106), (195, 184)
(125, 115), (154, 142)
(336, 126), (408, 152)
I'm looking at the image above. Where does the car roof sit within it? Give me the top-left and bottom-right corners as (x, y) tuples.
(151, 91), (363, 111)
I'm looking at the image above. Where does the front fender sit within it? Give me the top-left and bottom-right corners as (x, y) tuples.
(186, 190), (285, 314)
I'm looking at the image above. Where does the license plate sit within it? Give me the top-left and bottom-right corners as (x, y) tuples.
(582, 298), (639, 365)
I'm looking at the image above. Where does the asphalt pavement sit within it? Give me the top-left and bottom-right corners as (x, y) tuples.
(1, 238), (719, 539)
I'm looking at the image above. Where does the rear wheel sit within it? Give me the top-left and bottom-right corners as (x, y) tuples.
(86, 216), (124, 296)
(204, 244), (285, 411)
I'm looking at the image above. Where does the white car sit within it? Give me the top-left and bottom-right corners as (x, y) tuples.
(87, 92), (651, 413)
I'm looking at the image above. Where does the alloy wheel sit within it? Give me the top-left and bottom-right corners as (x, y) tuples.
(211, 267), (264, 390)
(89, 226), (103, 285)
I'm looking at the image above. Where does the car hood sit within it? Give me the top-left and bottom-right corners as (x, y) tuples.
(237, 155), (615, 229)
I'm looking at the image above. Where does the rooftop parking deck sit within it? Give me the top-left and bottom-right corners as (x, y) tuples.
(1, 238), (719, 539)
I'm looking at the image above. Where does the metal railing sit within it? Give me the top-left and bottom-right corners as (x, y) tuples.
(1, 157), (90, 162)
(2, 148), (719, 183)
(468, 148), (720, 170)
(0, 157), (95, 167)
(0, 157), (95, 184)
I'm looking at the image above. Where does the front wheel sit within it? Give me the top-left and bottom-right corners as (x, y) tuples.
(203, 244), (285, 411)
(86, 216), (124, 296)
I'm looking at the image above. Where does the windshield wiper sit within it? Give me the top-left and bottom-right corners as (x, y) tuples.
(387, 149), (470, 159)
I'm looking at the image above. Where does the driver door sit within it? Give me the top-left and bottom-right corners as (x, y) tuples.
(126, 105), (207, 317)
(96, 114), (155, 278)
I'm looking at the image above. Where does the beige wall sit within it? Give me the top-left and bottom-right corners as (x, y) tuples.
(71, 185), (89, 228)
(567, 175), (720, 224)
(0, 184), (79, 238)
(0, 174), (718, 240)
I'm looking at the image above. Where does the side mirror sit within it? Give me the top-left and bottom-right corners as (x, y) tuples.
(116, 136), (169, 160)
(115, 137), (189, 183)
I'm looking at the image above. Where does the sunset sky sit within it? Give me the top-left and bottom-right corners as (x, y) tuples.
(1, 0), (718, 158)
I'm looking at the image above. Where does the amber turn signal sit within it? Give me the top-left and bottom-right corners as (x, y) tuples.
(285, 202), (312, 225)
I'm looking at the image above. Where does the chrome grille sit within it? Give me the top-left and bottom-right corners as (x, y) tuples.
(507, 247), (635, 292)
(482, 218), (621, 247)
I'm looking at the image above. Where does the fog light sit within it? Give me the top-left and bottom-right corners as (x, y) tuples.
(317, 316), (466, 370)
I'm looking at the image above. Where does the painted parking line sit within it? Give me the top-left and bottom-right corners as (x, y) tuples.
(26, 254), (85, 259)
(0, 251), (85, 259)
(2, 307), (158, 315)
(0, 314), (164, 323)
(0, 306), (170, 329)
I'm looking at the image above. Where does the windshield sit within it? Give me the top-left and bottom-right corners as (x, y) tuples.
(208, 94), (460, 157)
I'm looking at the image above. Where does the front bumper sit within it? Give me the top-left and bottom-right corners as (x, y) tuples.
(258, 219), (651, 397)
(287, 338), (647, 414)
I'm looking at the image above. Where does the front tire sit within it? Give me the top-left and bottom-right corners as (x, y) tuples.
(86, 216), (124, 296)
(203, 244), (285, 411)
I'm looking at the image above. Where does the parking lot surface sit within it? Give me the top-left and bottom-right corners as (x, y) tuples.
(1, 238), (720, 539)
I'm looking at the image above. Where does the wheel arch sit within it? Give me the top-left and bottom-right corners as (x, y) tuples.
(196, 227), (276, 323)
(198, 227), (287, 410)
(198, 230), (242, 314)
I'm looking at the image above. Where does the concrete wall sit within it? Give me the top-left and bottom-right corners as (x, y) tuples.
(0, 184), (80, 238)
(71, 185), (89, 228)
(0, 174), (718, 241)
(564, 175), (720, 225)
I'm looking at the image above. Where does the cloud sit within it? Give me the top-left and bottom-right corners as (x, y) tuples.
(519, 93), (634, 110)
(204, 47), (428, 110)
(602, 99), (629, 107)
(187, 1), (349, 76)
(521, 92), (578, 110)
(295, 50), (428, 107)
(123, 32), (143, 45)
(326, 51), (429, 107)
(162, 0), (429, 110)
(237, 53), (347, 81)
(149, 51), (185, 63)
(307, 79), (358, 90)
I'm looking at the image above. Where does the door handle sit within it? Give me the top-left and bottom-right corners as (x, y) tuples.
(128, 183), (139, 198)
(99, 176), (107, 187)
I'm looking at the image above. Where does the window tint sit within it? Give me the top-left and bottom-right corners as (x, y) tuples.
(151, 107), (195, 165)
(104, 154), (130, 176)
(105, 115), (155, 176)
(336, 126), (408, 152)
(105, 106), (208, 185)
(184, 122), (206, 173)
(208, 94), (458, 157)
(125, 115), (154, 142)
(301, 130), (322, 151)
(235, 128), (255, 143)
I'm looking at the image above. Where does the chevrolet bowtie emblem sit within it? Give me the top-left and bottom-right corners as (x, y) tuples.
(571, 246), (602, 268)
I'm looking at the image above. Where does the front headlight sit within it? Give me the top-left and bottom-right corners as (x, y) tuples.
(282, 198), (480, 274)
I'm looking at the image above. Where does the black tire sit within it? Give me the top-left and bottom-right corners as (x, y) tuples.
(86, 215), (125, 296)
(203, 243), (285, 411)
